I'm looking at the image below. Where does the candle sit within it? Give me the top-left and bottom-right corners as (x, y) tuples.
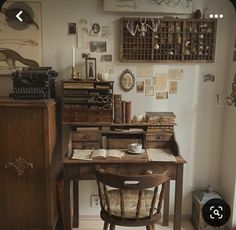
(72, 46), (75, 68)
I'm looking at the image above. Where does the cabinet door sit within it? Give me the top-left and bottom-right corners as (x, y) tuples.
(0, 107), (48, 230)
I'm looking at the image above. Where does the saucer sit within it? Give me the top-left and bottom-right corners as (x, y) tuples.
(127, 149), (145, 154)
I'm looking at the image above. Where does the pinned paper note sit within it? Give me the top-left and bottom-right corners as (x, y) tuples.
(77, 27), (88, 48)
(156, 73), (168, 91)
(145, 85), (154, 96)
(168, 69), (183, 80)
(137, 65), (153, 77)
(169, 81), (178, 94)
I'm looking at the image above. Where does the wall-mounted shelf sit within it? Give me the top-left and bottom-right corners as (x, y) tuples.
(120, 17), (217, 63)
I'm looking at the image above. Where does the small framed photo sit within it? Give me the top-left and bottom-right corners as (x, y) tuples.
(91, 23), (100, 35)
(68, 22), (76, 35)
(85, 57), (96, 80)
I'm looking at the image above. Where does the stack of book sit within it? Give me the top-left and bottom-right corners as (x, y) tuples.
(114, 94), (131, 123)
(146, 112), (176, 125)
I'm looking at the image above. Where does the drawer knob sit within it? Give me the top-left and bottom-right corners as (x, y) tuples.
(5, 157), (33, 177)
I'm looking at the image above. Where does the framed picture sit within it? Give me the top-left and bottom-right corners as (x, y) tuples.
(120, 69), (135, 91)
(0, 1), (42, 76)
(68, 22), (76, 35)
(91, 23), (100, 35)
(85, 57), (96, 80)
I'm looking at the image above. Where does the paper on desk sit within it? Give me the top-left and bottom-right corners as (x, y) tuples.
(72, 149), (92, 160)
(147, 148), (176, 162)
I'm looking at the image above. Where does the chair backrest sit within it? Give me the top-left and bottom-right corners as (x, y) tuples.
(95, 166), (170, 222)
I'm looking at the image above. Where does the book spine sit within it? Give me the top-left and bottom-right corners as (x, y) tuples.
(122, 100), (126, 123)
(125, 101), (131, 123)
(114, 94), (122, 123)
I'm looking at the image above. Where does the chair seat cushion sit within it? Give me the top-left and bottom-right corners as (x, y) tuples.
(106, 189), (159, 218)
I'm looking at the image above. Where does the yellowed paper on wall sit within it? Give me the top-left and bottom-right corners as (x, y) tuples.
(137, 65), (153, 77)
(156, 73), (168, 91)
(169, 81), (178, 94)
(168, 69), (183, 80)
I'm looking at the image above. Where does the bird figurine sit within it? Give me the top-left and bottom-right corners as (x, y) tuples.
(193, 9), (202, 19)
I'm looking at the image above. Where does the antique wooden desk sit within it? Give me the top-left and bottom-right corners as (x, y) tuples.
(63, 153), (186, 230)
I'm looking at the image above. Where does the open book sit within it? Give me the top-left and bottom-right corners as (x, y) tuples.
(72, 149), (125, 160)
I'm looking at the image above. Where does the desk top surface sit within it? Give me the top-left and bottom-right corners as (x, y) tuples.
(63, 152), (186, 165)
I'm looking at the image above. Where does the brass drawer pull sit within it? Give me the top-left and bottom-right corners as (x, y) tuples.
(5, 157), (33, 177)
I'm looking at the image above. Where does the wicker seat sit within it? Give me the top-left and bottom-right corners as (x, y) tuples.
(95, 166), (170, 230)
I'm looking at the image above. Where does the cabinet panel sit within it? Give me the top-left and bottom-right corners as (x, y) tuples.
(0, 99), (59, 230)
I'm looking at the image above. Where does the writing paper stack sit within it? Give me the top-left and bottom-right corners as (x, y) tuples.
(147, 148), (176, 162)
(72, 149), (125, 160)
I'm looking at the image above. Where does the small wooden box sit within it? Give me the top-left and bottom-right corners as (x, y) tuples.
(192, 190), (224, 230)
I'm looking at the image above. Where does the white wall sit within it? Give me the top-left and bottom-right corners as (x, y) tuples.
(0, 0), (234, 218)
(219, 1), (236, 227)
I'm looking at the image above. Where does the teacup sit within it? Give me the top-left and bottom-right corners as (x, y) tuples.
(128, 143), (142, 152)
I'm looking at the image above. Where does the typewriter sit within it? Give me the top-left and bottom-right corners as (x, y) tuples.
(10, 67), (57, 99)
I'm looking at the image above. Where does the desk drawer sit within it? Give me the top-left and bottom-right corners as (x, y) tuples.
(72, 141), (101, 149)
(72, 132), (101, 141)
(145, 141), (172, 148)
(146, 133), (172, 142)
(107, 139), (142, 149)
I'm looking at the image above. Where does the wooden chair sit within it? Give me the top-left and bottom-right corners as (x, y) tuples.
(95, 166), (170, 230)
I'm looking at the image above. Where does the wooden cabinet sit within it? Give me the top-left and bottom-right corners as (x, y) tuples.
(62, 80), (114, 124)
(0, 98), (61, 230)
(120, 17), (217, 62)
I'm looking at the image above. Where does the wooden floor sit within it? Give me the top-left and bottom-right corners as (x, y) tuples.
(74, 218), (194, 230)
(56, 216), (194, 230)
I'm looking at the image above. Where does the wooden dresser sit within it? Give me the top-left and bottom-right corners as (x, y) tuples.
(0, 98), (61, 230)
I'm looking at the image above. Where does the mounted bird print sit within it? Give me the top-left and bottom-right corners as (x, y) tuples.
(0, 1), (42, 76)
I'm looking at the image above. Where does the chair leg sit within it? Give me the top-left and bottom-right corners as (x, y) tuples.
(152, 224), (155, 230)
(103, 222), (109, 230)
(109, 224), (115, 230)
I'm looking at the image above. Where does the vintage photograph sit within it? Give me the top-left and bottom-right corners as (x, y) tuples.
(145, 85), (154, 96)
(101, 26), (111, 37)
(90, 41), (107, 52)
(68, 22), (76, 35)
(101, 54), (112, 62)
(120, 69), (135, 91)
(136, 81), (144, 93)
(156, 91), (168, 99)
(85, 57), (96, 80)
(145, 79), (152, 85)
(90, 23), (100, 35)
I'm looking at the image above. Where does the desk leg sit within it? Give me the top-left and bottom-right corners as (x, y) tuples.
(64, 170), (72, 230)
(73, 180), (79, 228)
(174, 164), (183, 230)
(163, 180), (170, 226)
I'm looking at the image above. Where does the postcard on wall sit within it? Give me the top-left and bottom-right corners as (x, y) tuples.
(169, 81), (178, 94)
(156, 91), (168, 100)
(0, 1), (42, 76)
(168, 69), (183, 80)
(77, 27), (88, 49)
(145, 79), (152, 85)
(136, 81), (144, 93)
(101, 54), (112, 62)
(145, 85), (154, 96)
(101, 26), (111, 38)
(137, 64), (153, 77)
(106, 64), (115, 74)
(90, 41), (107, 52)
(103, 0), (193, 14)
(156, 73), (168, 91)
